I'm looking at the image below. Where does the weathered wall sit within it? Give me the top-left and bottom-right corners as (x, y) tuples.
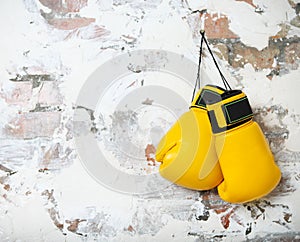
(0, 0), (300, 241)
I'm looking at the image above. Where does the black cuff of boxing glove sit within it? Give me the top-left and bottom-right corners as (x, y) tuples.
(190, 85), (226, 109)
(206, 91), (254, 134)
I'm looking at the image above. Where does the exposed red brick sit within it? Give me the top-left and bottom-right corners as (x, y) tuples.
(204, 13), (238, 39)
(214, 43), (229, 62)
(221, 208), (236, 229)
(214, 207), (230, 215)
(145, 144), (156, 165)
(284, 42), (300, 70)
(127, 225), (135, 232)
(40, 0), (94, 30)
(4, 112), (61, 139)
(235, 0), (256, 8)
(47, 207), (64, 230)
(47, 17), (95, 30)
(228, 43), (279, 70)
(64, 24), (110, 40)
(0, 82), (32, 105)
(66, 219), (86, 233)
(39, 0), (88, 13)
(65, 0), (88, 12)
(56, 222), (64, 230)
(3, 184), (10, 191)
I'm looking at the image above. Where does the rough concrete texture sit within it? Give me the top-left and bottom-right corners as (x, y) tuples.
(1, 0), (300, 241)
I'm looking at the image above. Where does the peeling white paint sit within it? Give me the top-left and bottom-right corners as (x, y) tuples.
(188, 0), (296, 50)
(0, 0), (300, 240)
(271, 70), (300, 115)
(238, 64), (273, 106)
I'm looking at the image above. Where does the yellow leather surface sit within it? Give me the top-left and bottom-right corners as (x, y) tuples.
(155, 89), (223, 190)
(215, 121), (281, 203)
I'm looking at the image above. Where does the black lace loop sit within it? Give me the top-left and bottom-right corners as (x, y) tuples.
(192, 33), (204, 102)
(191, 30), (232, 102)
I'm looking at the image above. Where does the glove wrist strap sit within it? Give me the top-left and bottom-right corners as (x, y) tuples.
(203, 90), (254, 134)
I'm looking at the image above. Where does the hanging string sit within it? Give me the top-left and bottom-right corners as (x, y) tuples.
(201, 31), (232, 91)
(191, 30), (232, 102)
(191, 32), (204, 102)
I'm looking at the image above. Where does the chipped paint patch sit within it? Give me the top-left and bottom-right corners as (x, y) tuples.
(0, 0), (300, 240)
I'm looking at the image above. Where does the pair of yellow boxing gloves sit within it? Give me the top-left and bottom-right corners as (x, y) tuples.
(155, 84), (281, 203)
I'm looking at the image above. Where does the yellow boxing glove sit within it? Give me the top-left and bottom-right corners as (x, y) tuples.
(205, 86), (281, 203)
(155, 85), (223, 190)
